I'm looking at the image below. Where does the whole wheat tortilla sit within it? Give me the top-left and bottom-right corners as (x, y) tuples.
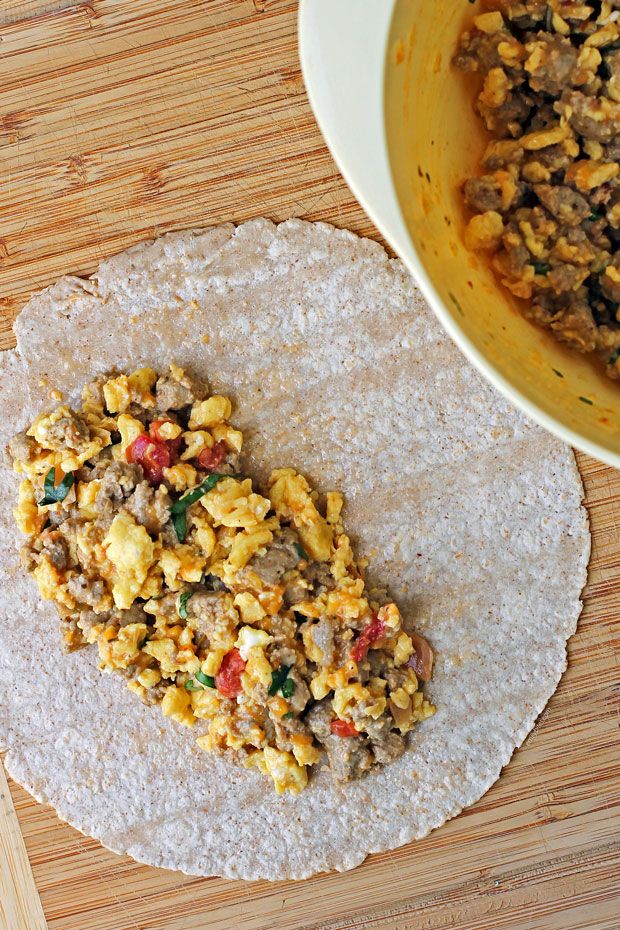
(0, 218), (589, 880)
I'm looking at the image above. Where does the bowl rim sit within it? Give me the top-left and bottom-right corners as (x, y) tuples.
(298, 0), (620, 468)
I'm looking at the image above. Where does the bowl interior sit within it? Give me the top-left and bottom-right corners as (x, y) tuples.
(385, 0), (620, 462)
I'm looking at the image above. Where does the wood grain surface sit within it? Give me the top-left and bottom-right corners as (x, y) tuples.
(0, 2), (619, 929)
(0, 764), (48, 930)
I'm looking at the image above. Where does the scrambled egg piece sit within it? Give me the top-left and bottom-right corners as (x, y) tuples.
(189, 395), (232, 429)
(103, 368), (157, 413)
(161, 685), (196, 727)
(160, 545), (206, 589)
(244, 747), (308, 795)
(202, 478), (270, 529)
(98, 622), (148, 670)
(117, 414), (144, 453)
(235, 625), (273, 659)
(163, 463), (198, 492)
(14, 479), (46, 537)
(227, 521), (277, 571)
(104, 512), (155, 609)
(262, 747), (308, 795)
(77, 479), (100, 520)
(269, 469), (332, 561)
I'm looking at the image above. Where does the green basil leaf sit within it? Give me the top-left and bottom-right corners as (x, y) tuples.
(281, 677), (296, 699)
(178, 590), (193, 620)
(293, 542), (309, 561)
(39, 467), (75, 506)
(186, 670), (216, 691)
(531, 262), (550, 276)
(170, 472), (230, 515)
(268, 664), (291, 697)
(172, 509), (188, 543)
(282, 711), (295, 719)
(171, 473), (232, 541)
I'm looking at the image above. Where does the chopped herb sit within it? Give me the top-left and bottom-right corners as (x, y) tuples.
(578, 395), (594, 406)
(282, 711), (295, 719)
(589, 211), (604, 222)
(178, 590), (193, 620)
(39, 467), (75, 506)
(268, 664), (291, 697)
(172, 510), (187, 543)
(281, 678), (296, 699)
(294, 542), (309, 561)
(531, 262), (550, 276)
(294, 611), (307, 624)
(552, 368), (564, 378)
(608, 348), (620, 367)
(170, 473), (229, 514)
(171, 473), (230, 542)
(185, 670), (215, 691)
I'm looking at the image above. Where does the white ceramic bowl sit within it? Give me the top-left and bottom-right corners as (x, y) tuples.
(299, 0), (620, 467)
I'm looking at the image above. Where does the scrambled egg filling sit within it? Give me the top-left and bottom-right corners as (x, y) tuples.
(10, 366), (436, 795)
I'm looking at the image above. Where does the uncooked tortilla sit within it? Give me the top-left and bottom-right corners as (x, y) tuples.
(0, 219), (589, 880)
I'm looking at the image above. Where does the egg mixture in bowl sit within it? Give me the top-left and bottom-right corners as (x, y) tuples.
(455, 2), (620, 379)
(10, 364), (435, 795)
(377, 0), (620, 464)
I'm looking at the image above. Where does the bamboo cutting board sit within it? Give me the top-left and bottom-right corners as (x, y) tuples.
(0, 2), (619, 929)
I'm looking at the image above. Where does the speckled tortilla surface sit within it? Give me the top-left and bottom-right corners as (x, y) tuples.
(0, 219), (590, 880)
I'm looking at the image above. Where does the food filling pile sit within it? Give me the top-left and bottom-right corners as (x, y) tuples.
(9, 366), (435, 794)
(455, 1), (620, 377)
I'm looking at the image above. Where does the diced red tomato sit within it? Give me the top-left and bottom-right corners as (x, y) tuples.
(215, 648), (246, 698)
(350, 614), (386, 663)
(406, 632), (434, 682)
(127, 419), (185, 485)
(197, 440), (228, 472)
(126, 433), (151, 464)
(126, 433), (171, 485)
(330, 719), (359, 738)
(143, 441), (172, 483)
